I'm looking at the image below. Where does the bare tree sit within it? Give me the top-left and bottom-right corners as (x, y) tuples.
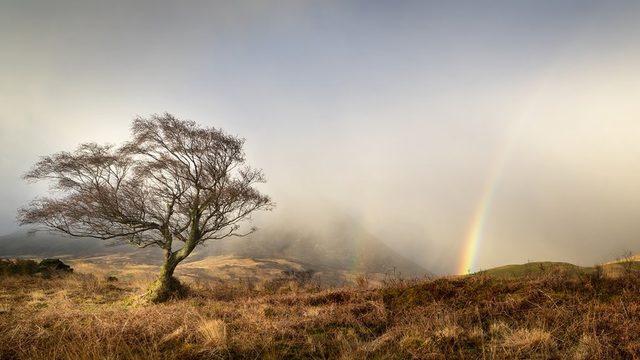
(19, 114), (273, 302)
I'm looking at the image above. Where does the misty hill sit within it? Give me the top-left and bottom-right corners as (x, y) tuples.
(477, 261), (586, 278)
(201, 221), (427, 277)
(478, 260), (640, 279)
(0, 221), (426, 278)
(0, 231), (145, 258)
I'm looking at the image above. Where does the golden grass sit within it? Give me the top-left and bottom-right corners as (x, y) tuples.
(198, 319), (228, 346)
(573, 334), (603, 360)
(1, 269), (640, 359)
(502, 328), (553, 350)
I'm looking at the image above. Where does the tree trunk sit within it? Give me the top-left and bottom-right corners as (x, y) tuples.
(143, 233), (199, 303)
(143, 255), (184, 303)
(143, 220), (200, 303)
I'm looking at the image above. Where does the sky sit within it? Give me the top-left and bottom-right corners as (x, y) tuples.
(2, 0), (640, 274)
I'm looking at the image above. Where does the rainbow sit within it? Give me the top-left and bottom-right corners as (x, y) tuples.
(456, 141), (511, 275)
(456, 68), (555, 275)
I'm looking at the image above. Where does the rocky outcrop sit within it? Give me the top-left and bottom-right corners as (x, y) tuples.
(37, 258), (73, 273)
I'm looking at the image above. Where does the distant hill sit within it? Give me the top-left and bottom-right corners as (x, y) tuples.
(0, 220), (427, 281)
(477, 259), (640, 279)
(476, 261), (587, 278)
(0, 231), (145, 258)
(202, 221), (427, 277)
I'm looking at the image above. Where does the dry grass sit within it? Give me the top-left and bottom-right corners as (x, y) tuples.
(502, 328), (553, 351)
(1, 268), (640, 359)
(198, 319), (228, 347)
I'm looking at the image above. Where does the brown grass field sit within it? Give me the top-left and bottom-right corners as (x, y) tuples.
(1, 261), (640, 359)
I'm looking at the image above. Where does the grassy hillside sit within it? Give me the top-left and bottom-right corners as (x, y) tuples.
(0, 225), (427, 280)
(66, 254), (393, 287)
(477, 261), (588, 278)
(1, 264), (640, 359)
(477, 260), (640, 279)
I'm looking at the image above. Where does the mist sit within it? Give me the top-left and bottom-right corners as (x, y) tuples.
(2, 1), (640, 274)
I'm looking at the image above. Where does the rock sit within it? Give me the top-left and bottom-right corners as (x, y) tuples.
(37, 258), (73, 273)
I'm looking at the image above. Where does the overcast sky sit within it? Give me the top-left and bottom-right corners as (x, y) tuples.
(2, 1), (640, 273)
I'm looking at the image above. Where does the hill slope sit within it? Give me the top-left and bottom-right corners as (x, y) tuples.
(0, 221), (427, 284)
(478, 260), (640, 279)
(2, 264), (640, 359)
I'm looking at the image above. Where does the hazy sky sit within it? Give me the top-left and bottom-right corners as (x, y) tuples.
(2, 1), (640, 273)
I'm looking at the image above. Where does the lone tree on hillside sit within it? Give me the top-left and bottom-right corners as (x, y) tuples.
(19, 114), (273, 302)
